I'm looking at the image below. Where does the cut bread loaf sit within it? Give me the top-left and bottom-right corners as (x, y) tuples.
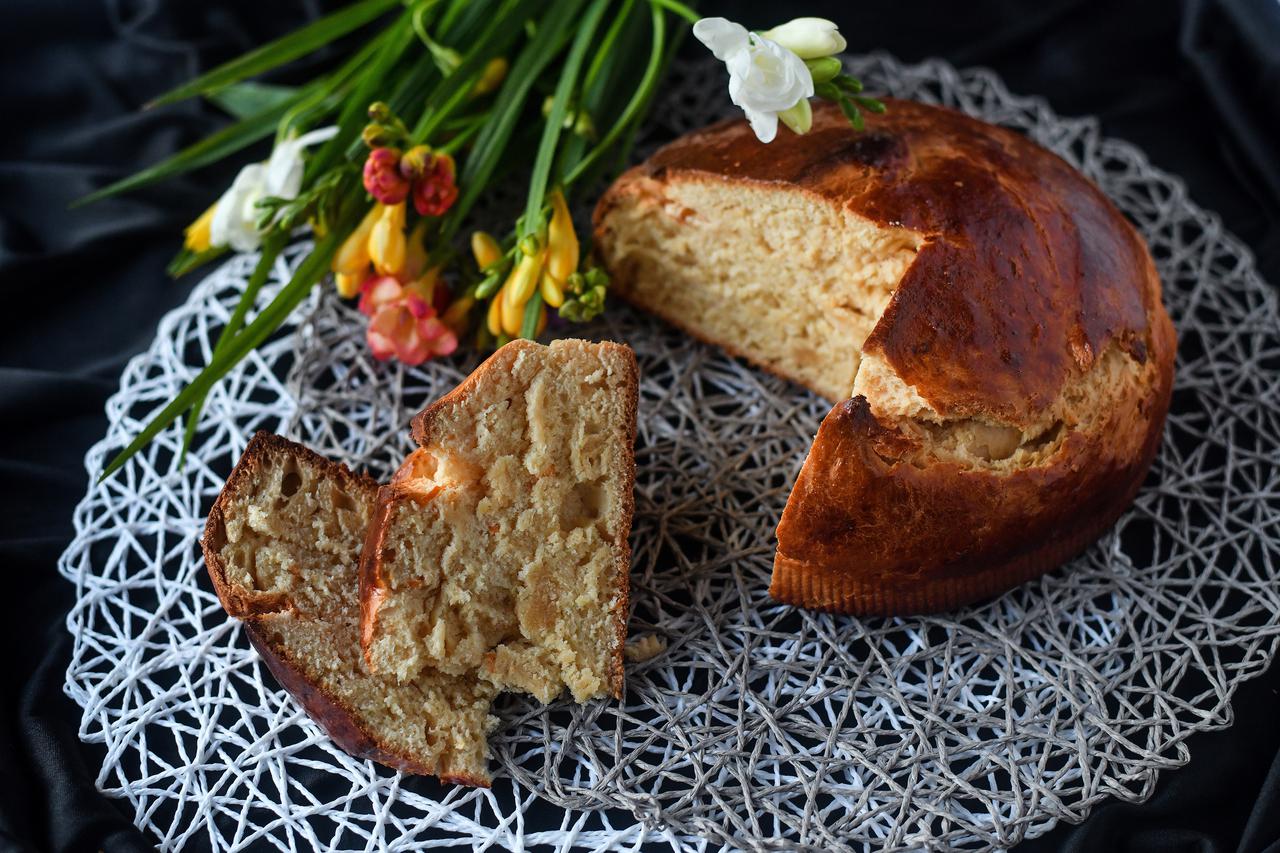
(594, 99), (1176, 615)
(360, 339), (638, 703)
(202, 433), (497, 784)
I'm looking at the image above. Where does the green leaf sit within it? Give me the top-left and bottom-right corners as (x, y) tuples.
(307, 11), (418, 181)
(167, 245), (228, 278)
(519, 290), (544, 339)
(179, 234), (286, 464)
(147, 0), (400, 108)
(98, 233), (340, 483)
(521, 0), (612, 237)
(209, 82), (300, 120)
(410, 0), (543, 143)
(443, 0), (590, 241)
(71, 86), (316, 207)
(564, 3), (667, 188)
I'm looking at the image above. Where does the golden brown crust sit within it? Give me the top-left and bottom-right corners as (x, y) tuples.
(772, 312), (1174, 613)
(201, 432), (488, 784)
(362, 340), (638, 699)
(595, 100), (1177, 614)
(595, 99), (1158, 424)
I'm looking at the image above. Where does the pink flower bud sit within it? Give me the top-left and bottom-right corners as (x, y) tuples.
(411, 151), (459, 217)
(362, 148), (410, 205)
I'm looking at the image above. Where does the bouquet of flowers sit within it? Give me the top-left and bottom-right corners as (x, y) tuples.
(80, 0), (879, 478)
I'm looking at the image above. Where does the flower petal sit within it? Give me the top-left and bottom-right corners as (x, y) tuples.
(210, 163), (266, 252)
(743, 107), (779, 143)
(692, 17), (749, 61)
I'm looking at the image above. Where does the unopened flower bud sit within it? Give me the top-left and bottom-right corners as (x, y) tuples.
(410, 150), (458, 217)
(778, 98), (813, 135)
(471, 57), (508, 97)
(760, 17), (847, 60)
(804, 56), (843, 84)
(367, 101), (393, 122)
(519, 234), (541, 257)
(399, 145), (432, 181)
(362, 123), (395, 148)
(363, 148), (410, 205)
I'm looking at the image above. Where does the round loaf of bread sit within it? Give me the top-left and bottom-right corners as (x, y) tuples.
(593, 98), (1176, 615)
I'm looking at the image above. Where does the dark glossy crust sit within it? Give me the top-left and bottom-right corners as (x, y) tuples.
(595, 100), (1177, 614)
(360, 340), (639, 699)
(595, 99), (1157, 424)
(201, 432), (487, 785)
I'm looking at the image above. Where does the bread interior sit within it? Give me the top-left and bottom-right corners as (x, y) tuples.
(365, 340), (633, 703)
(601, 177), (922, 402)
(598, 177), (1130, 469)
(211, 440), (495, 782)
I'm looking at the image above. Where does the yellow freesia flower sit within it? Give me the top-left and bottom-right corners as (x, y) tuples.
(369, 201), (407, 277)
(183, 202), (218, 253)
(546, 189), (579, 282)
(470, 231), (502, 270)
(334, 204), (380, 276)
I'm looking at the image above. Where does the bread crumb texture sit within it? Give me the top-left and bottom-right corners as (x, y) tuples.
(366, 339), (636, 704)
(212, 438), (497, 783)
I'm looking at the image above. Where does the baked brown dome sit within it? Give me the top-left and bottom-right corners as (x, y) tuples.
(594, 98), (1175, 614)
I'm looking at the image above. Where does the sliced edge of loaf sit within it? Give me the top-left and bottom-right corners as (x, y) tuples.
(360, 339), (638, 703)
(202, 432), (496, 784)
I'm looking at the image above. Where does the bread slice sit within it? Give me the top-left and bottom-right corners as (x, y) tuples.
(202, 432), (497, 784)
(594, 99), (1176, 614)
(359, 339), (638, 703)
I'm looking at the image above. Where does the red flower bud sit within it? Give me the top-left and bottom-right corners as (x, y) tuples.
(363, 147), (410, 205)
(411, 151), (459, 217)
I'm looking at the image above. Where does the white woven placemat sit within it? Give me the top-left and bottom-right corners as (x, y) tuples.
(60, 55), (1280, 852)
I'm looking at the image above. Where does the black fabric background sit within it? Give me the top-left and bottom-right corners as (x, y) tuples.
(1, 1), (1276, 850)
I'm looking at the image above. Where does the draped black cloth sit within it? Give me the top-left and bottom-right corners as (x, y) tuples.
(1, 1), (1275, 850)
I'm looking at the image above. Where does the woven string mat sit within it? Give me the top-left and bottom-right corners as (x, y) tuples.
(61, 55), (1280, 852)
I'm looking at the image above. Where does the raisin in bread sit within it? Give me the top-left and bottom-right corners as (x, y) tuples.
(359, 339), (638, 703)
(202, 433), (497, 784)
(594, 99), (1176, 615)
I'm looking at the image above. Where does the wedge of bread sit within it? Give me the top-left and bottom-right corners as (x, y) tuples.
(359, 339), (639, 703)
(202, 432), (497, 784)
(594, 99), (1175, 615)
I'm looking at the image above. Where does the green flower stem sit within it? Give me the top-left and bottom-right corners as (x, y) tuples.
(98, 229), (347, 483)
(582, 0), (637, 93)
(647, 0), (699, 24)
(178, 232), (288, 464)
(521, 0), (612, 239)
(563, 3), (665, 188)
(443, 0), (591, 243)
(410, 0), (542, 143)
(307, 10), (418, 181)
(519, 290), (544, 339)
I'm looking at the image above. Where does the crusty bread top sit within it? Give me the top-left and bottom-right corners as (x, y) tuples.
(596, 99), (1166, 429)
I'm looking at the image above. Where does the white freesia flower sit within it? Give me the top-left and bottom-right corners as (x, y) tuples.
(760, 17), (847, 60)
(693, 17), (814, 143)
(210, 126), (338, 252)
